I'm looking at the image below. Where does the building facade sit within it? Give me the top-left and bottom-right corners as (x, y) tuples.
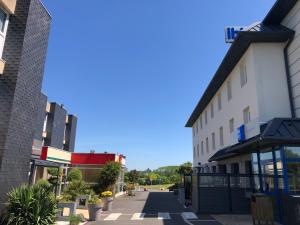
(0, 0), (51, 206)
(186, 0), (300, 221)
(36, 147), (126, 195)
(32, 97), (78, 159)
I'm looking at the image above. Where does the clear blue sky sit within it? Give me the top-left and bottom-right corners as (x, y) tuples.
(41, 0), (275, 170)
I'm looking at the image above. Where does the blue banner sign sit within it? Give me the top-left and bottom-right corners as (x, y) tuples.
(237, 125), (245, 142)
(225, 26), (247, 43)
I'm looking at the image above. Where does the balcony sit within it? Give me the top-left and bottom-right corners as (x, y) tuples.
(0, 0), (16, 14)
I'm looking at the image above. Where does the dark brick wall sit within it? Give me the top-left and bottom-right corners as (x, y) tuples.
(64, 115), (77, 152)
(34, 93), (47, 141)
(45, 103), (67, 149)
(0, 0), (51, 205)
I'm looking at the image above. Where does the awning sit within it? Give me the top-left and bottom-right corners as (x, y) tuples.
(32, 159), (62, 168)
(209, 118), (300, 162)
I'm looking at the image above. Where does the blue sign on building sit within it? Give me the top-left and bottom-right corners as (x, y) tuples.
(225, 26), (247, 43)
(237, 125), (245, 142)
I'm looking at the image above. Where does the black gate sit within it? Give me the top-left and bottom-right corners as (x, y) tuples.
(195, 173), (254, 214)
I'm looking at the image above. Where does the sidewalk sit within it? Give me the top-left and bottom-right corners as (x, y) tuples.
(212, 215), (252, 225)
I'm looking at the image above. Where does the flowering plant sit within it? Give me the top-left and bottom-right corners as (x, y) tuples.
(101, 191), (113, 198)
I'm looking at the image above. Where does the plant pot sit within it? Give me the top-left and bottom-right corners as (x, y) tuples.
(57, 202), (77, 221)
(88, 204), (102, 221)
(102, 197), (113, 211)
(128, 190), (135, 196)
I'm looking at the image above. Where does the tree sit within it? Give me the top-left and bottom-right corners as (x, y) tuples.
(47, 167), (63, 188)
(128, 170), (140, 184)
(97, 161), (121, 193)
(148, 173), (158, 185)
(67, 168), (83, 181)
(177, 162), (193, 175)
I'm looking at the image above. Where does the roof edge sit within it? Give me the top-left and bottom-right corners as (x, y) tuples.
(185, 28), (294, 128)
(263, 0), (297, 25)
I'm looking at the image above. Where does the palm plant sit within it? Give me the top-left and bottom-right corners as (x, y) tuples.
(4, 183), (57, 225)
(63, 180), (91, 201)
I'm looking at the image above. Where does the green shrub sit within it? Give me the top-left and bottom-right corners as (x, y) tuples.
(4, 184), (57, 225)
(67, 168), (82, 182)
(97, 161), (121, 193)
(36, 179), (53, 193)
(69, 214), (83, 225)
(63, 180), (91, 201)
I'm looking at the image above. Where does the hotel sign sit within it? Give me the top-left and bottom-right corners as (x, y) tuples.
(237, 125), (245, 142)
(225, 26), (248, 43)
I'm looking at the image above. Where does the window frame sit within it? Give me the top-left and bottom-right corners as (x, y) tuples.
(206, 137), (209, 153)
(0, 7), (9, 59)
(229, 118), (234, 133)
(212, 132), (216, 150)
(243, 107), (251, 124)
(200, 115), (203, 129)
(218, 93), (222, 111)
(240, 63), (247, 87)
(220, 126), (224, 147)
(227, 79), (232, 101)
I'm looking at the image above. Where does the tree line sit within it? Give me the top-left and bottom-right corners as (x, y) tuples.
(124, 162), (192, 185)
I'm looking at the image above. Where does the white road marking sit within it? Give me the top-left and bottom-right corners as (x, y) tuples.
(158, 212), (171, 220)
(104, 213), (122, 221)
(181, 212), (198, 220)
(131, 213), (145, 220)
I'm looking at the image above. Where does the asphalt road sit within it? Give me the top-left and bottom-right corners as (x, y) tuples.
(87, 191), (221, 225)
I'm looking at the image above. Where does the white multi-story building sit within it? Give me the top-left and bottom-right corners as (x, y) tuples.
(186, 0), (300, 176)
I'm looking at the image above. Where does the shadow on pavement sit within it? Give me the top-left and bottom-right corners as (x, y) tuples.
(141, 191), (189, 225)
(141, 191), (222, 225)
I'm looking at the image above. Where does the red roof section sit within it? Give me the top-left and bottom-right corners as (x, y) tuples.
(71, 153), (116, 165)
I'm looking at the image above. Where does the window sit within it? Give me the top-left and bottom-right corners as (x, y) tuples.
(240, 64), (247, 87)
(227, 79), (232, 101)
(218, 93), (222, 111)
(220, 126), (224, 146)
(43, 113), (48, 132)
(210, 102), (214, 118)
(196, 120), (199, 134)
(212, 132), (216, 150)
(0, 8), (8, 58)
(193, 146), (196, 157)
(206, 137), (209, 153)
(201, 141), (204, 155)
(243, 107), (251, 124)
(197, 144), (199, 157)
(0, 9), (6, 33)
(205, 110), (208, 124)
(193, 126), (195, 136)
(229, 118), (234, 133)
(200, 115), (203, 129)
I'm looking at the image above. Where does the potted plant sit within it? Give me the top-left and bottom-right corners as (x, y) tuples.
(57, 194), (77, 220)
(88, 196), (102, 221)
(69, 214), (83, 225)
(127, 183), (135, 196)
(101, 191), (113, 211)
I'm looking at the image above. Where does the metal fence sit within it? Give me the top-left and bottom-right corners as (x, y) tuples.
(194, 173), (255, 214)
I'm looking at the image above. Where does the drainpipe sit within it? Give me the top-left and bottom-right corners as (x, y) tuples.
(284, 37), (296, 118)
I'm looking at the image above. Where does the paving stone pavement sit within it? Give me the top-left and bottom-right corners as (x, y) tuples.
(86, 191), (222, 225)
